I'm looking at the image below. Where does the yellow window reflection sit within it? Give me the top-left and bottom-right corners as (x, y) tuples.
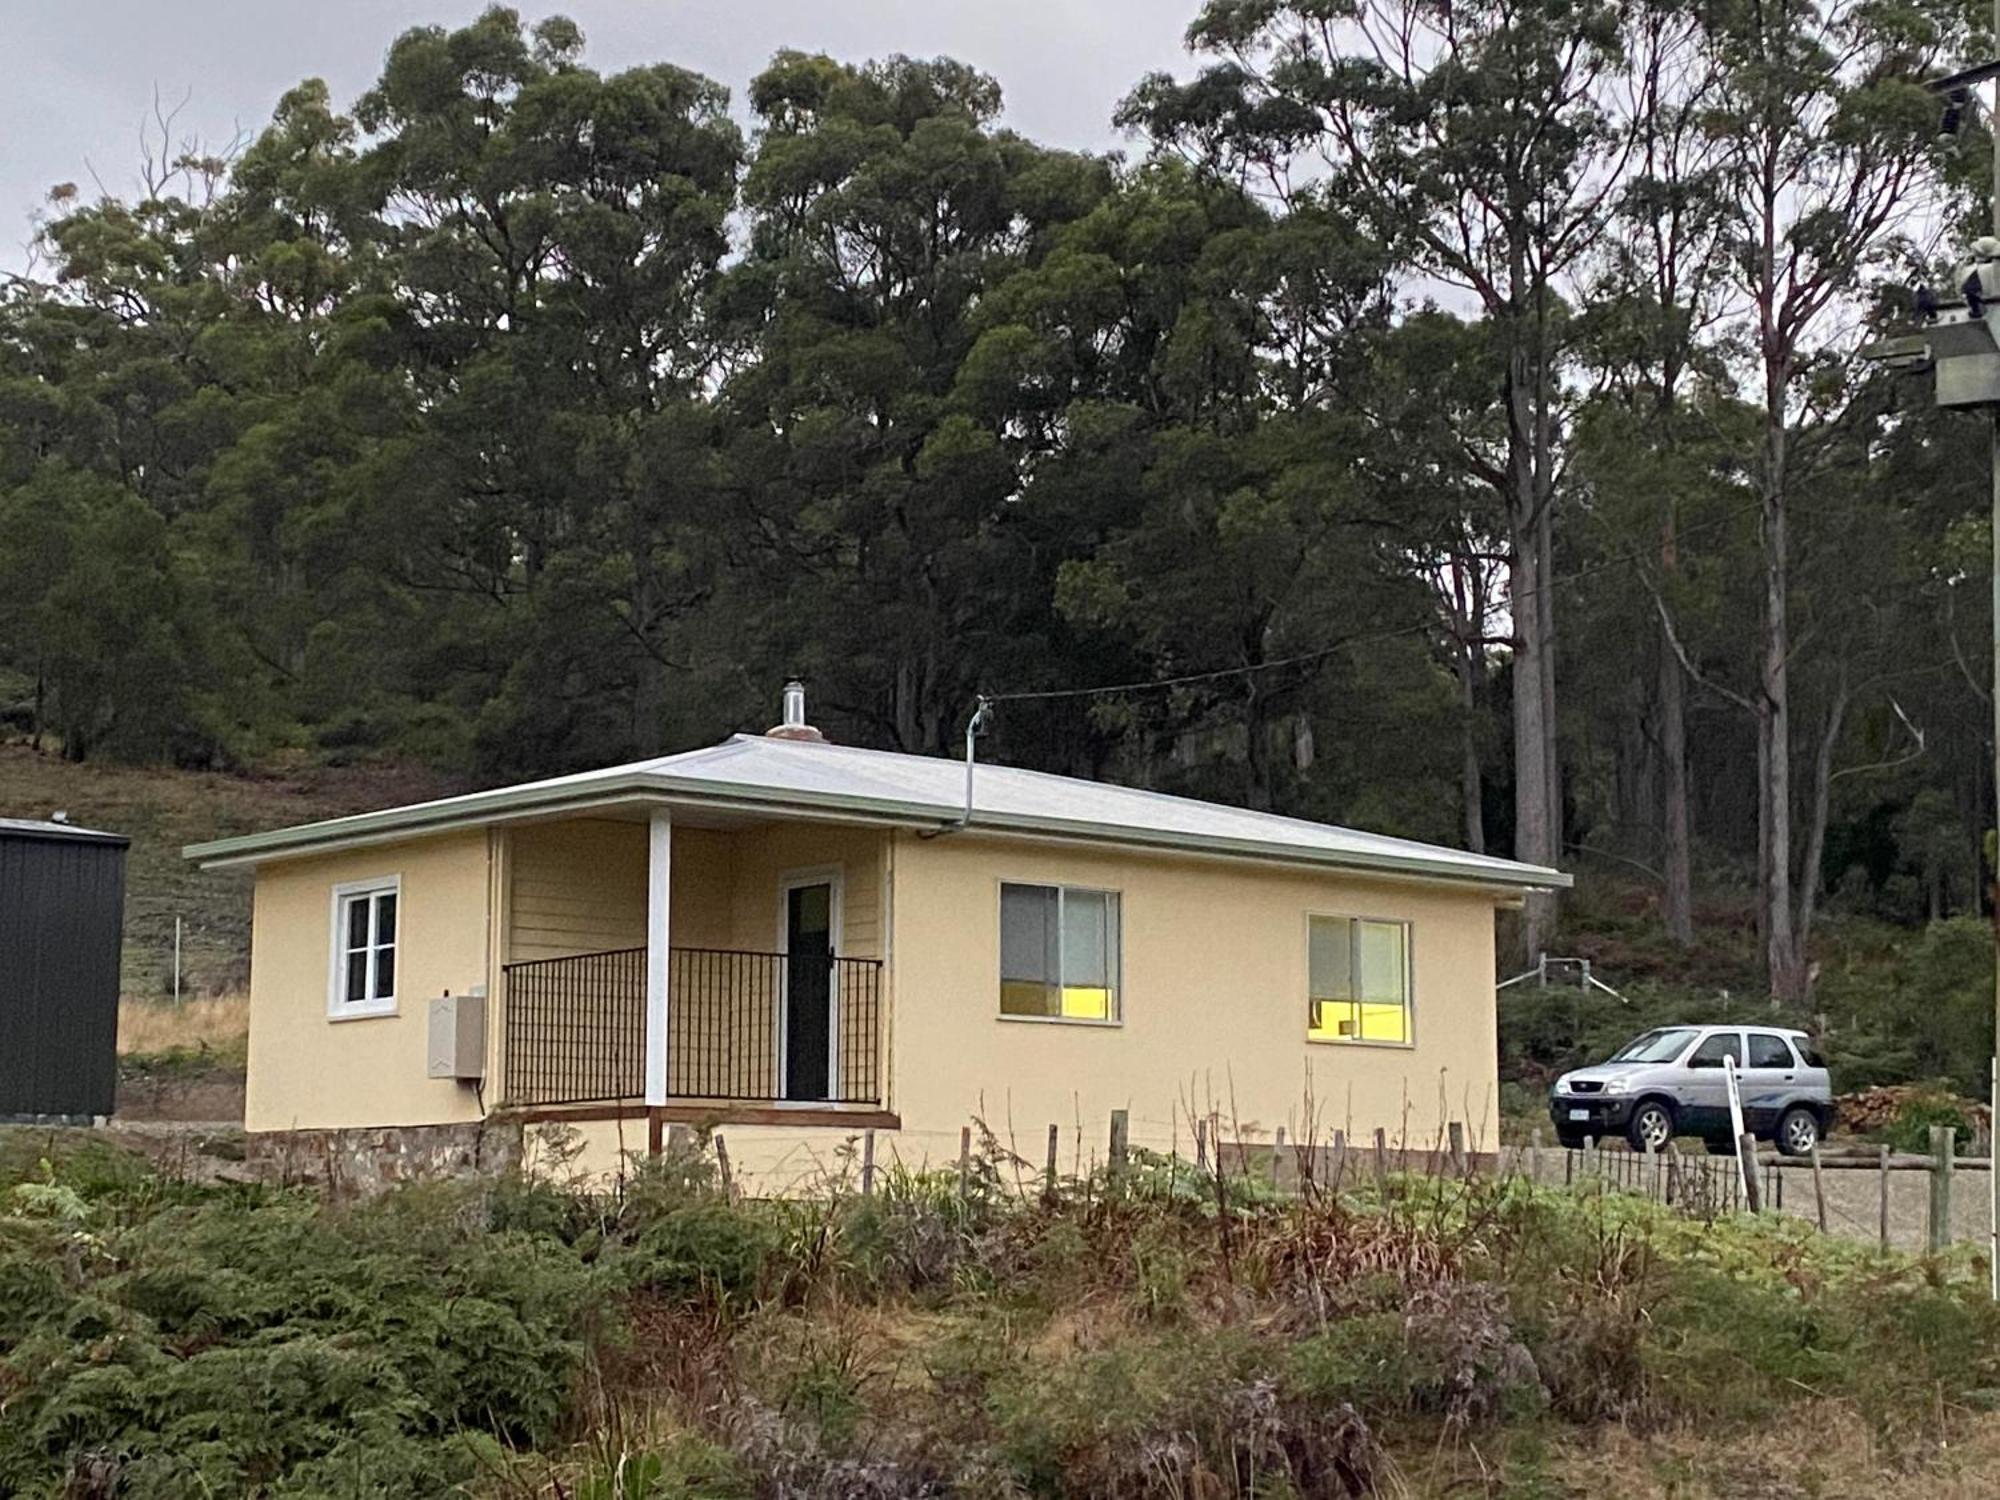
(1308, 917), (1410, 1043)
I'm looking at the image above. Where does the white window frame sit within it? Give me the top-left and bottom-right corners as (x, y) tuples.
(1304, 910), (1415, 1049)
(996, 880), (1123, 1027)
(327, 875), (401, 1021)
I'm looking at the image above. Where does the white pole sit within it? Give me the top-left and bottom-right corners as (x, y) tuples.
(1724, 1055), (1750, 1204)
(645, 811), (673, 1107)
(1988, 22), (2000, 1300)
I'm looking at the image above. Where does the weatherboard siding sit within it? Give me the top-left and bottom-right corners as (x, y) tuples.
(507, 820), (649, 962)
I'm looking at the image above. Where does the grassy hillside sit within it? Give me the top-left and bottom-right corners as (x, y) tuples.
(3, 1131), (1998, 1498)
(0, 747), (456, 1000)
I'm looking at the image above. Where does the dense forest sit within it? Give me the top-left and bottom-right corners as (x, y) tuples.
(1, 0), (1994, 993)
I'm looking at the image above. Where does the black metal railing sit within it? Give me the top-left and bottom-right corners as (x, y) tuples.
(502, 947), (646, 1107)
(501, 945), (883, 1109)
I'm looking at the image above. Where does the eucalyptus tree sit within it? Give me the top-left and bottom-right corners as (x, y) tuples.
(714, 51), (1110, 754)
(1679, 0), (1969, 999)
(1366, 310), (1515, 855)
(1121, 0), (1641, 957)
(1571, 0), (1733, 943)
(0, 100), (299, 760)
(344, 8), (745, 770)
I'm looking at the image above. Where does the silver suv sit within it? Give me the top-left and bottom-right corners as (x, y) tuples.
(1548, 1024), (1833, 1157)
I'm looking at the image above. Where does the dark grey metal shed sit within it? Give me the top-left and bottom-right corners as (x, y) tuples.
(0, 817), (128, 1121)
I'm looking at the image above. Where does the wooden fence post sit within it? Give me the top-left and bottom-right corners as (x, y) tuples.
(860, 1128), (876, 1199)
(1808, 1143), (1827, 1233)
(714, 1134), (736, 1203)
(1878, 1142), (1891, 1253)
(1372, 1127), (1388, 1188)
(1273, 1126), (1290, 1192)
(1194, 1117), (1208, 1172)
(1529, 1127), (1542, 1186)
(1044, 1123), (1060, 1199)
(1929, 1126), (1956, 1255)
(1108, 1109), (1130, 1183)
(1737, 1134), (1762, 1213)
(1331, 1129), (1347, 1191)
(1447, 1121), (1466, 1177)
(958, 1125), (973, 1201)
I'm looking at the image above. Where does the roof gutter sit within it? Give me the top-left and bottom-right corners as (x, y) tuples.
(185, 773), (1568, 892)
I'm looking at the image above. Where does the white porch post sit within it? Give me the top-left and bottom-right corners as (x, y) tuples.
(645, 810), (672, 1106)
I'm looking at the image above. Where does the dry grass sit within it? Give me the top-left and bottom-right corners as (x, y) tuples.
(0, 742), (457, 1000)
(1542, 1406), (2000, 1499)
(117, 993), (249, 1059)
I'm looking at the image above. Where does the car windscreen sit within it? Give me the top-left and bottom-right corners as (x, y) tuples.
(1608, 1027), (1699, 1064)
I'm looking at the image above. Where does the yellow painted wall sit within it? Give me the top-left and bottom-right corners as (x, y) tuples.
(243, 811), (1502, 1188)
(883, 831), (1502, 1166)
(245, 831), (493, 1132)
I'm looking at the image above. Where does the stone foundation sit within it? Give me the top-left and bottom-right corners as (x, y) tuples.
(60, 1118), (528, 1195)
(242, 1119), (525, 1194)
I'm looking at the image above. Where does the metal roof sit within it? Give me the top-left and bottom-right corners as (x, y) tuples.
(0, 817), (129, 847)
(183, 734), (1569, 891)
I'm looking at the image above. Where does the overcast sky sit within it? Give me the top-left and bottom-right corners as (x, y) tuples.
(5, 0), (1196, 265)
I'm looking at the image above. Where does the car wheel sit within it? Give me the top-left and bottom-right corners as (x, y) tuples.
(1702, 1136), (1738, 1156)
(1556, 1129), (1587, 1151)
(1777, 1107), (1821, 1158)
(1626, 1100), (1675, 1154)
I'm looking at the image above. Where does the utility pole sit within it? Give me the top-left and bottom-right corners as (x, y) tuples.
(1988, 0), (2000, 1302)
(1863, 32), (2000, 1295)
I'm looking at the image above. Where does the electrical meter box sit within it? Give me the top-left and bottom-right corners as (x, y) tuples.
(426, 991), (486, 1080)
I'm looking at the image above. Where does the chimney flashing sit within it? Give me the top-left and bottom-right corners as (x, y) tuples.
(767, 679), (826, 741)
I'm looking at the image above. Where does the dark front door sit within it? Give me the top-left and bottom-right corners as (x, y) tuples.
(783, 883), (834, 1101)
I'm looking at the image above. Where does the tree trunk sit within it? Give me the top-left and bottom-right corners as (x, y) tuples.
(1511, 529), (1557, 961)
(1457, 639), (1485, 854)
(1658, 501), (1693, 946)
(1536, 502), (1562, 862)
(1658, 623), (1694, 945)
(1758, 421), (1806, 1002)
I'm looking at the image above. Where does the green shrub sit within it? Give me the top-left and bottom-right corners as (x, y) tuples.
(1285, 1314), (1412, 1409)
(616, 1201), (774, 1304)
(1882, 1093), (1977, 1156)
(0, 1179), (594, 1498)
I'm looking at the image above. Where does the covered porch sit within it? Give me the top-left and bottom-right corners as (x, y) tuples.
(490, 811), (892, 1121)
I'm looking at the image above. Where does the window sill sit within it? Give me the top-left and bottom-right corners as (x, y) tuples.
(327, 1000), (399, 1023)
(996, 1013), (1123, 1029)
(1306, 1035), (1414, 1050)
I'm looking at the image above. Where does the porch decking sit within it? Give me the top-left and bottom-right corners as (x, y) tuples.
(499, 945), (884, 1109)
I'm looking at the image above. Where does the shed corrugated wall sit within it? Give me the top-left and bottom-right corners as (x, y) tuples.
(0, 825), (126, 1118)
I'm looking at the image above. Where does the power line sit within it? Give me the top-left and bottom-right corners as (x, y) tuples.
(982, 500), (1764, 709)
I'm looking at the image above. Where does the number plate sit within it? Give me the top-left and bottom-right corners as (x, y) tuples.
(1568, 1108), (1590, 1121)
